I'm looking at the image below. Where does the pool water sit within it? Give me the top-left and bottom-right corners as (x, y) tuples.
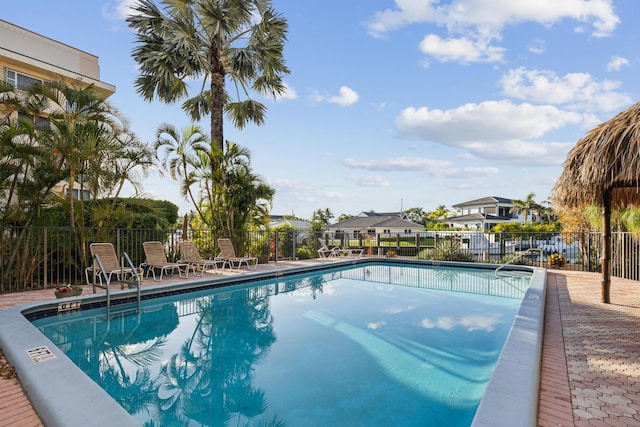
(32, 263), (530, 427)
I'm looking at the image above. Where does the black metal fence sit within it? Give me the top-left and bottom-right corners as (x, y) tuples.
(1, 227), (638, 293)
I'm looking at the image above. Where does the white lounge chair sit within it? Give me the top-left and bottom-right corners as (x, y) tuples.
(143, 241), (189, 281)
(177, 241), (224, 276)
(217, 238), (258, 271)
(317, 239), (363, 258)
(86, 243), (135, 285)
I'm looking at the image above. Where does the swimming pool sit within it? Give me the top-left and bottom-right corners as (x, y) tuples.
(0, 259), (546, 427)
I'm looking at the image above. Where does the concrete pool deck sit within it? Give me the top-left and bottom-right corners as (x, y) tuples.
(0, 263), (639, 426)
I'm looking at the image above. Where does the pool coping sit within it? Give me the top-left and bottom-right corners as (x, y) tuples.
(0, 259), (545, 427)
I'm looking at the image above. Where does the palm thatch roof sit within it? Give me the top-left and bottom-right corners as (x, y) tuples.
(552, 101), (640, 210)
(551, 101), (640, 304)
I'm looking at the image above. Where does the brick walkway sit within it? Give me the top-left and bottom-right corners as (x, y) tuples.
(1, 267), (640, 426)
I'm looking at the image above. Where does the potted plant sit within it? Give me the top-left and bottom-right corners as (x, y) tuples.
(547, 253), (567, 268)
(54, 283), (83, 298)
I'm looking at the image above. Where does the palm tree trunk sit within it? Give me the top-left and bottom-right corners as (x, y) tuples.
(209, 55), (225, 152)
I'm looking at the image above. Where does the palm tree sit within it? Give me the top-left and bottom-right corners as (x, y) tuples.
(34, 80), (125, 229)
(197, 141), (274, 235)
(155, 123), (209, 219)
(428, 205), (452, 221)
(510, 192), (542, 223)
(127, 0), (290, 151)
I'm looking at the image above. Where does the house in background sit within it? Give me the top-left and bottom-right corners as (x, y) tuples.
(443, 196), (521, 230)
(268, 215), (311, 230)
(326, 211), (422, 236)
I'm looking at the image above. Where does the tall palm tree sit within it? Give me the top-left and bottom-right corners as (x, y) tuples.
(127, 0), (290, 151)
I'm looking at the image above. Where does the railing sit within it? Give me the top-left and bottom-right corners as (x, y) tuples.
(1, 226), (638, 293)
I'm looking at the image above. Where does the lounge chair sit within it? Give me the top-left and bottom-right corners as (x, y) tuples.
(177, 241), (224, 276)
(317, 239), (363, 258)
(217, 238), (258, 271)
(86, 243), (135, 285)
(143, 241), (189, 281)
(317, 239), (341, 258)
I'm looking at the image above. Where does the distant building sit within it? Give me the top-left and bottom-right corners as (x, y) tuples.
(326, 211), (422, 235)
(443, 196), (521, 230)
(0, 19), (115, 98)
(1, 19), (115, 203)
(268, 215), (311, 230)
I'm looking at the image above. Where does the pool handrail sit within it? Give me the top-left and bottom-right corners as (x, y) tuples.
(122, 251), (141, 313)
(495, 248), (543, 274)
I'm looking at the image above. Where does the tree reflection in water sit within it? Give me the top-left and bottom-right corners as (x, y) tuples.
(155, 287), (279, 427)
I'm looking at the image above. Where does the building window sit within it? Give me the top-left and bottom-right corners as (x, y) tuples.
(6, 69), (42, 91)
(17, 112), (49, 130)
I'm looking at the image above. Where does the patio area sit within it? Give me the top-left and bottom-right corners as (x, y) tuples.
(1, 264), (639, 426)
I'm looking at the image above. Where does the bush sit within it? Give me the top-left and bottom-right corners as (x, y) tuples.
(296, 246), (313, 260)
(417, 239), (475, 262)
(547, 253), (566, 268)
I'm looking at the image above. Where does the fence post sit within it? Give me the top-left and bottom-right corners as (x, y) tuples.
(43, 228), (48, 289)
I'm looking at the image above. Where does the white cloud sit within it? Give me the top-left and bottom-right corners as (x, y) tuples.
(349, 175), (390, 187)
(607, 56), (630, 72)
(343, 157), (451, 172)
(367, 0), (619, 64)
(310, 86), (359, 106)
(396, 100), (581, 142)
(102, 0), (138, 22)
(419, 34), (505, 63)
(500, 67), (632, 112)
(527, 38), (546, 54)
(342, 157), (499, 178)
(368, 0), (619, 38)
(327, 86), (359, 107)
(274, 82), (298, 101)
(394, 100), (583, 165)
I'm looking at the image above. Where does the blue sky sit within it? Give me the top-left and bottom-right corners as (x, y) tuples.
(3, 1), (639, 220)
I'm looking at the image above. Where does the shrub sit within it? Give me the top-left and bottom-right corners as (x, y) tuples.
(547, 253), (566, 268)
(296, 246), (313, 260)
(417, 239), (475, 262)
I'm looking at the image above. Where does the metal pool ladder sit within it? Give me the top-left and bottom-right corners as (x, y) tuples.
(92, 252), (142, 316)
(494, 248), (543, 275)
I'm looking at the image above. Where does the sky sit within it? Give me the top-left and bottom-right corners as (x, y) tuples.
(2, 1), (639, 220)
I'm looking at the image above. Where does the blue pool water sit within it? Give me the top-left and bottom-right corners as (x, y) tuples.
(32, 263), (530, 427)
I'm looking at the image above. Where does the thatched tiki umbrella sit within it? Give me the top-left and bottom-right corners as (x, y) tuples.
(551, 101), (640, 303)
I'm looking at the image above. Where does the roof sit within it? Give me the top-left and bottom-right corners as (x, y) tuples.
(268, 216), (311, 230)
(443, 213), (512, 222)
(327, 215), (422, 229)
(357, 211), (405, 218)
(452, 196), (513, 208)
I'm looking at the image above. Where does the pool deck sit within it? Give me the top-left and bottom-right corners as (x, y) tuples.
(0, 262), (639, 426)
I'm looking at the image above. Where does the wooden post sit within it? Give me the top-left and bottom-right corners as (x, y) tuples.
(601, 189), (612, 304)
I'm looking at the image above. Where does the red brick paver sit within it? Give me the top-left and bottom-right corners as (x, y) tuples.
(538, 271), (640, 427)
(1, 265), (640, 426)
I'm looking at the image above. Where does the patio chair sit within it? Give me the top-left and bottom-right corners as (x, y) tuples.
(317, 239), (362, 258)
(177, 241), (224, 276)
(317, 239), (341, 258)
(143, 241), (189, 281)
(86, 243), (135, 285)
(217, 238), (258, 271)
